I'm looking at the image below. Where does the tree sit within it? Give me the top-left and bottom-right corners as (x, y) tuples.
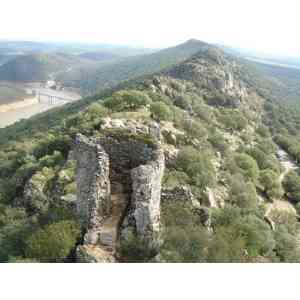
(234, 215), (275, 257)
(274, 225), (300, 262)
(282, 171), (300, 202)
(150, 101), (172, 122)
(259, 170), (283, 199)
(161, 225), (209, 262)
(103, 90), (151, 112)
(176, 146), (215, 190)
(206, 226), (246, 263)
(234, 153), (259, 182)
(25, 220), (80, 262)
(228, 174), (257, 208)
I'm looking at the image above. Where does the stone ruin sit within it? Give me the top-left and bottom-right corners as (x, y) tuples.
(74, 125), (165, 262)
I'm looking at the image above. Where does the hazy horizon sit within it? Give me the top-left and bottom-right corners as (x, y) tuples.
(1, 0), (300, 57)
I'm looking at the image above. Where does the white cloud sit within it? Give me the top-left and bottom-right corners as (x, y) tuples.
(0, 0), (299, 56)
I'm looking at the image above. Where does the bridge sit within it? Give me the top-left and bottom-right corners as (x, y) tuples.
(37, 92), (75, 105)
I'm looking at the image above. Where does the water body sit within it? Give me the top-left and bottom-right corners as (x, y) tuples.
(0, 102), (66, 128)
(0, 84), (81, 128)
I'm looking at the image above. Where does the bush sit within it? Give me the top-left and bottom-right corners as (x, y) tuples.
(161, 203), (200, 228)
(176, 146), (215, 190)
(25, 220), (81, 262)
(174, 95), (192, 111)
(119, 232), (157, 262)
(103, 90), (151, 112)
(231, 153), (259, 182)
(274, 225), (300, 262)
(208, 130), (228, 153)
(161, 225), (209, 262)
(256, 125), (271, 138)
(282, 171), (300, 202)
(150, 101), (172, 122)
(228, 174), (257, 208)
(0, 206), (33, 262)
(218, 110), (247, 131)
(182, 119), (207, 141)
(162, 171), (190, 189)
(259, 170), (283, 199)
(206, 226), (246, 263)
(234, 215), (275, 257)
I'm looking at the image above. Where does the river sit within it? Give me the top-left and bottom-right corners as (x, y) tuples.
(0, 102), (68, 128)
(0, 85), (81, 128)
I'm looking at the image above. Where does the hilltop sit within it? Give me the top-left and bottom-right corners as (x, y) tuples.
(57, 39), (212, 95)
(1, 41), (300, 263)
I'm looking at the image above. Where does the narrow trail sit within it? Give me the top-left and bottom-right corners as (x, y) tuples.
(277, 149), (298, 183)
(96, 183), (128, 261)
(264, 148), (298, 227)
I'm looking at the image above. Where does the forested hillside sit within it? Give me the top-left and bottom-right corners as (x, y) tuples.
(0, 53), (89, 81)
(1, 41), (300, 262)
(57, 39), (210, 95)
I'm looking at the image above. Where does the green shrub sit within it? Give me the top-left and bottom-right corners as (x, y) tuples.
(150, 101), (172, 122)
(176, 146), (215, 190)
(0, 206), (33, 262)
(234, 215), (275, 257)
(282, 171), (300, 202)
(206, 226), (246, 263)
(259, 170), (283, 199)
(182, 119), (207, 141)
(231, 153), (259, 182)
(103, 90), (151, 112)
(162, 170), (190, 189)
(274, 225), (300, 262)
(161, 225), (209, 263)
(228, 174), (257, 208)
(119, 231), (157, 262)
(208, 130), (228, 153)
(25, 220), (81, 262)
(161, 203), (200, 228)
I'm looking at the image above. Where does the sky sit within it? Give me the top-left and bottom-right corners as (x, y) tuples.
(1, 0), (300, 57)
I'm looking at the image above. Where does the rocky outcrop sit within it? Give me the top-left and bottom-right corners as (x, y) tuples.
(74, 123), (165, 261)
(161, 186), (199, 208)
(100, 117), (163, 142)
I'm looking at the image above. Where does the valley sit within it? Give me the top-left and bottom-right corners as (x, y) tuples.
(0, 81), (81, 128)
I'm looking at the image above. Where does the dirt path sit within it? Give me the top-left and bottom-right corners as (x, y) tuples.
(264, 148), (298, 228)
(277, 149), (298, 183)
(88, 183), (128, 262)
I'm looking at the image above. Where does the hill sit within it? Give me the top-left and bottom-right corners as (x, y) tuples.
(78, 51), (119, 61)
(1, 41), (300, 263)
(220, 45), (300, 104)
(57, 39), (211, 95)
(0, 53), (88, 81)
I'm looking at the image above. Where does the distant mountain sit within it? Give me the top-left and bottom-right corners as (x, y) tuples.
(0, 53), (88, 81)
(58, 39), (212, 95)
(0, 40), (155, 56)
(78, 51), (119, 61)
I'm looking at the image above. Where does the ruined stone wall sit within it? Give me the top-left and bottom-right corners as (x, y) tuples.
(128, 149), (164, 242)
(74, 128), (165, 249)
(74, 134), (111, 244)
(98, 135), (155, 192)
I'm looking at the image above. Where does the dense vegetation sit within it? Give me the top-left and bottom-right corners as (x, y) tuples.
(1, 41), (300, 263)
